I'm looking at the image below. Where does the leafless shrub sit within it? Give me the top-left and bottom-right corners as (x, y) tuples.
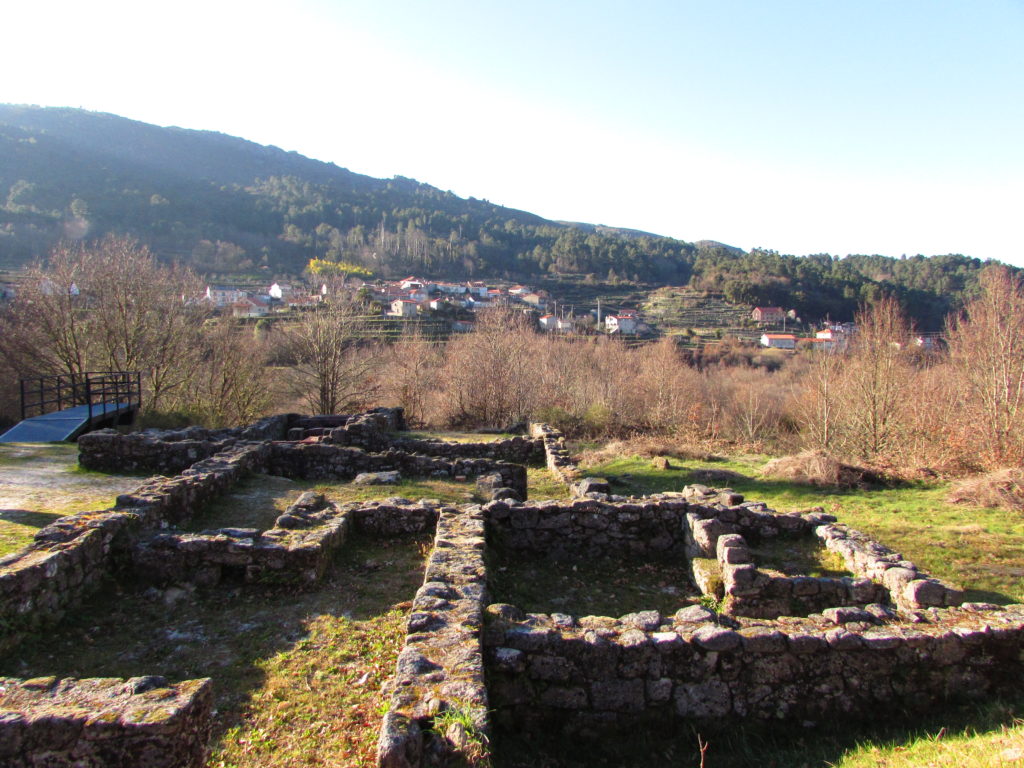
(578, 437), (719, 466)
(946, 266), (1024, 468)
(947, 468), (1024, 512)
(760, 450), (891, 489)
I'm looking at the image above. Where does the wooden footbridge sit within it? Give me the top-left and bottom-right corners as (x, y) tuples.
(0, 372), (141, 443)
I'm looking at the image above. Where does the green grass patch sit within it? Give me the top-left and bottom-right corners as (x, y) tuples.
(526, 467), (569, 500)
(1, 534), (431, 768)
(186, 473), (483, 532)
(0, 443), (143, 557)
(581, 453), (1024, 604)
(749, 537), (852, 579)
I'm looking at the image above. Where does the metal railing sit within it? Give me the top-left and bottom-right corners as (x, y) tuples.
(19, 371), (142, 423)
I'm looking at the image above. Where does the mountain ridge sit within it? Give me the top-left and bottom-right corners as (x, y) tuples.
(0, 104), (1008, 328)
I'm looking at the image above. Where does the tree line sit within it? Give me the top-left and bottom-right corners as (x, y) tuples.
(2, 236), (1022, 475)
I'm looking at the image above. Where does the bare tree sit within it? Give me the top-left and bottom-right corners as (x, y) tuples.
(0, 236), (206, 413)
(173, 319), (274, 427)
(278, 297), (380, 414)
(438, 309), (535, 429)
(377, 327), (443, 427)
(0, 244), (92, 378)
(836, 297), (914, 461)
(796, 347), (844, 451)
(946, 266), (1024, 467)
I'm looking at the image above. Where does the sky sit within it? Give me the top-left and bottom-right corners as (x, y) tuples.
(5, 0), (1024, 264)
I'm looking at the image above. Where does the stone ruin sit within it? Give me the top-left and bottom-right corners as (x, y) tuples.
(0, 409), (1021, 767)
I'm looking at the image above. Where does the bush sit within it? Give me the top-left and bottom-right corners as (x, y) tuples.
(532, 405), (580, 435)
(761, 450), (892, 489)
(578, 436), (718, 466)
(947, 469), (1024, 512)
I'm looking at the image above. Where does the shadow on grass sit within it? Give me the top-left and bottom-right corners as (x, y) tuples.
(0, 533), (431, 751)
(491, 692), (1024, 768)
(488, 547), (700, 618)
(0, 508), (64, 528)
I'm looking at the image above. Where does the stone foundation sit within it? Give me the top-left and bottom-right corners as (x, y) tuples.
(0, 443), (269, 653)
(0, 675), (213, 768)
(6, 409), (1022, 767)
(132, 495), (439, 587)
(378, 506), (490, 767)
(484, 602), (1024, 734)
(528, 423), (580, 483)
(78, 414), (290, 474)
(267, 441), (527, 495)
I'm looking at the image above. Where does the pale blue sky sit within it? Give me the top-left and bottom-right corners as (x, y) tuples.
(5, 0), (1024, 263)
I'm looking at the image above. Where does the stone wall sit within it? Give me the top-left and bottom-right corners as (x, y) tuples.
(78, 414), (290, 474)
(528, 423), (580, 483)
(484, 602), (1024, 735)
(0, 444), (266, 653)
(816, 523), (964, 611)
(679, 491), (963, 616)
(716, 533), (888, 619)
(378, 506), (491, 767)
(391, 436), (544, 465)
(0, 675), (213, 768)
(132, 494), (439, 587)
(267, 441), (527, 495)
(485, 496), (693, 559)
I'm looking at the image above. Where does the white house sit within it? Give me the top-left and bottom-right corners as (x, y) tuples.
(606, 315), (637, 334)
(205, 286), (248, 307)
(760, 333), (797, 349)
(436, 282), (467, 295)
(538, 314), (558, 331)
(400, 276), (432, 291)
(231, 297), (270, 318)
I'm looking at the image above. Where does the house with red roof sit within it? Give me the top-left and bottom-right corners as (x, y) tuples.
(760, 333), (797, 349)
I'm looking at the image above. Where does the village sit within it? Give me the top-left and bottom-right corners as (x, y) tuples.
(193, 276), (951, 352)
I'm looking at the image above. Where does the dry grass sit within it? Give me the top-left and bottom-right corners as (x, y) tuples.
(576, 436), (719, 466)
(760, 450), (892, 490)
(948, 468), (1024, 512)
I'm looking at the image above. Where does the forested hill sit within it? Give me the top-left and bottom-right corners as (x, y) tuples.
(0, 104), (1007, 327)
(0, 104), (694, 283)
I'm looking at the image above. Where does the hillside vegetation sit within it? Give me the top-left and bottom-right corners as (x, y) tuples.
(0, 104), (1011, 326)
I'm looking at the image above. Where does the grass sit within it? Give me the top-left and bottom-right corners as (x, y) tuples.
(186, 473), (486, 531)
(0, 442), (144, 557)
(749, 537), (852, 579)
(580, 453), (1024, 604)
(526, 467), (569, 500)
(0, 533), (431, 768)
(488, 549), (699, 618)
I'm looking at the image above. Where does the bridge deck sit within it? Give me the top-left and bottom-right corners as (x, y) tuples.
(0, 402), (136, 443)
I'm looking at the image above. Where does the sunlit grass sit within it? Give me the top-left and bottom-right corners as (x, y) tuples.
(581, 452), (1024, 604)
(0, 442), (142, 557)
